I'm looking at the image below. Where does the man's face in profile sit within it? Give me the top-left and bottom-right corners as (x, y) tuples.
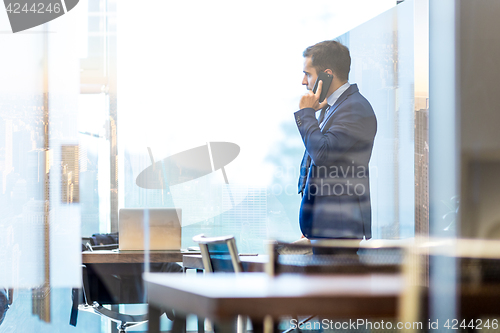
(302, 56), (318, 91)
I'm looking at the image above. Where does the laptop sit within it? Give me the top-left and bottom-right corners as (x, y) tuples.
(118, 208), (182, 251)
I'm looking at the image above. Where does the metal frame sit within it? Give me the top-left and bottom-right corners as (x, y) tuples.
(192, 234), (245, 333)
(192, 234), (243, 273)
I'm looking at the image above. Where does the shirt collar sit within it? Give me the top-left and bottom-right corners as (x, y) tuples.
(326, 81), (350, 107)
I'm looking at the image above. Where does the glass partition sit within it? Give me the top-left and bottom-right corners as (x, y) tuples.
(0, 28), (46, 289)
(0, 0), (99, 331)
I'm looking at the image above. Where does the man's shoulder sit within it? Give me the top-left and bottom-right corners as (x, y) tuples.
(345, 84), (368, 102)
(340, 89), (375, 116)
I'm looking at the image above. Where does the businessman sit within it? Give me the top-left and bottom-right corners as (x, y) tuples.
(295, 40), (377, 252)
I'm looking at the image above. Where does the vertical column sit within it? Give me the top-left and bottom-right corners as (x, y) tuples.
(108, 0), (119, 232)
(429, 0), (458, 325)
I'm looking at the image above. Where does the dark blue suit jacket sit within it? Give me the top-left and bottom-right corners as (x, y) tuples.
(295, 84), (377, 239)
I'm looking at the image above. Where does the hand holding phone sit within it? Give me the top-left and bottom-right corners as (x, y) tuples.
(299, 80), (329, 110)
(313, 72), (333, 103)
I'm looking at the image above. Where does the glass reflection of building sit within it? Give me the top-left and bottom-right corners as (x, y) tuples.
(61, 145), (80, 203)
(337, 1), (419, 239)
(221, 186), (267, 253)
(122, 147), (268, 252)
(415, 99), (429, 235)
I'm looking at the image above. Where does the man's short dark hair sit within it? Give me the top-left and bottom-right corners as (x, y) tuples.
(303, 40), (351, 81)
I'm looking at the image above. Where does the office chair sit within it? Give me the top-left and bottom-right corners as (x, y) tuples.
(192, 234), (246, 333)
(0, 288), (13, 326)
(192, 234), (243, 273)
(267, 239), (406, 333)
(71, 236), (150, 333)
(79, 264), (150, 333)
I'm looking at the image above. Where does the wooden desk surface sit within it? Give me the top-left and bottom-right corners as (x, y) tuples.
(183, 254), (268, 272)
(145, 272), (403, 321)
(82, 250), (200, 264)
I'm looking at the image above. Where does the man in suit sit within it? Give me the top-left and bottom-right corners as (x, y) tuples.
(295, 40), (377, 253)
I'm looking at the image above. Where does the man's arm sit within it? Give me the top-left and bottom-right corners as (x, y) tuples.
(294, 101), (374, 166)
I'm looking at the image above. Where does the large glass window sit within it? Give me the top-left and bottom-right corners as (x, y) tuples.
(337, 0), (429, 239)
(1, 1), (436, 332)
(117, 0), (401, 254)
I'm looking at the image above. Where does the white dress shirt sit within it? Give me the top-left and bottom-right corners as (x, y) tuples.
(319, 82), (350, 128)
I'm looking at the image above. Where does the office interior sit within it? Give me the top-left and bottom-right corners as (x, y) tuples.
(1, 0), (500, 332)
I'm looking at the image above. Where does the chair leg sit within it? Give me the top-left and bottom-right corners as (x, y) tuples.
(251, 319), (264, 333)
(265, 316), (279, 333)
(117, 322), (126, 333)
(171, 313), (186, 333)
(197, 316), (205, 333)
(237, 315), (247, 333)
(165, 308), (175, 321)
(213, 317), (237, 333)
(195, 268), (205, 333)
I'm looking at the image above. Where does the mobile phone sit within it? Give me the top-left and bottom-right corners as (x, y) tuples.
(312, 72), (333, 103)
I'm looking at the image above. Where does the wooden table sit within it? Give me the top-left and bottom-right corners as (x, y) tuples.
(82, 249), (200, 264)
(145, 272), (403, 333)
(183, 254), (268, 272)
(80, 250), (200, 306)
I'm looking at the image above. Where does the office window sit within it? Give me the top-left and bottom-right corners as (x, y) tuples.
(117, 0), (399, 253)
(337, 0), (429, 238)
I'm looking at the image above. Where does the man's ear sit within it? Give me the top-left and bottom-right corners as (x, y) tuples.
(324, 69), (333, 75)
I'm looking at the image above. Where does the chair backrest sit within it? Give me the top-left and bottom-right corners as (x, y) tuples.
(82, 235), (119, 251)
(0, 289), (12, 326)
(192, 234), (243, 273)
(267, 239), (406, 276)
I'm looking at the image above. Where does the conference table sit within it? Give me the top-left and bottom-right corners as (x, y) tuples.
(145, 272), (404, 333)
(82, 249), (200, 264)
(79, 249), (199, 308)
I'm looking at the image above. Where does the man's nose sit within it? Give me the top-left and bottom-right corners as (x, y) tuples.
(302, 75), (308, 86)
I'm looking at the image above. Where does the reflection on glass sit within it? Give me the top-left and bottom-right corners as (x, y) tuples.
(337, 0), (428, 239)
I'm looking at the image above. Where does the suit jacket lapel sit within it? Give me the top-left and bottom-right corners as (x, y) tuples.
(320, 84), (358, 131)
